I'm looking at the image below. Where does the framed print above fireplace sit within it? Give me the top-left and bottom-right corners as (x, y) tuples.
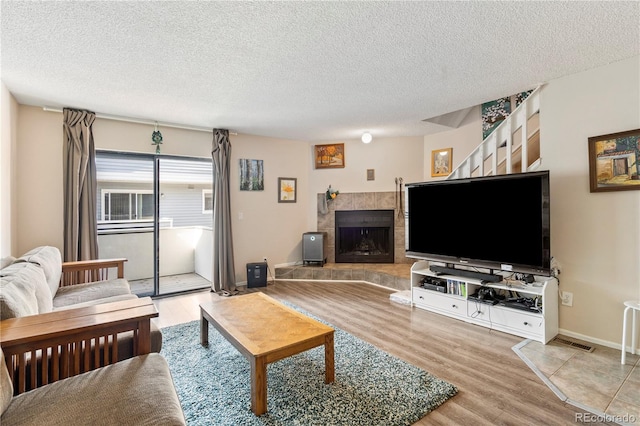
(314, 143), (345, 169)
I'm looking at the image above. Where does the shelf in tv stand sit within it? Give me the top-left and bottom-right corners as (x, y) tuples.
(410, 261), (558, 343)
(412, 267), (544, 295)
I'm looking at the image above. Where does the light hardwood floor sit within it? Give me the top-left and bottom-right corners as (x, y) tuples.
(152, 280), (612, 425)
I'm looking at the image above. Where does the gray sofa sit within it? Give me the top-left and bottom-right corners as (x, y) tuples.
(0, 246), (162, 361)
(0, 347), (186, 425)
(0, 247), (185, 424)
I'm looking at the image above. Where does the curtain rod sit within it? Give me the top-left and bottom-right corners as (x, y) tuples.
(42, 106), (237, 135)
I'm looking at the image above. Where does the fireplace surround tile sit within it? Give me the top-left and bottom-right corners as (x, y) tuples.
(293, 267), (314, 280)
(313, 268), (332, 280)
(364, 270), (382, 284)
(353, 192), (376, 210)
(375, 192), (396, 209)
(273, 263), (411, 291)
(332, 269), (353, 280)
(317, 191), (413, 267)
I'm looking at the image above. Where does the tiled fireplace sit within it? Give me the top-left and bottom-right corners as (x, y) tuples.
(316, 191), (412, 265)
(335, 209), (394, 263)
(273, 191), (412, 291)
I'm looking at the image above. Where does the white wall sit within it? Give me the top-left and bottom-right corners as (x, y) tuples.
(307, 136), (425, 233)
(423, 107), (482, 181)
(417, 56), (640, 347)
(98, 227), (206, 280)
(8, 55), (639, 346)
(230, 133), (310, 273)
(15, 106), (63, 254)
(195, 228), (213, 281)
(0, 82), (19, 258)
(541, 55), (640, 346)
(13, 107), (310, 284)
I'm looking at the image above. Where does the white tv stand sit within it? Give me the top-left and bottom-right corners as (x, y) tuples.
(411, 261), (558, 343)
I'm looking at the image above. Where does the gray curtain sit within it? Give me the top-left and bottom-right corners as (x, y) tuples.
(211, 129), (236, 293)
(63, 108), (99, 262)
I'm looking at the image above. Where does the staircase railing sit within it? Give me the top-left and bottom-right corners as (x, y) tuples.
(448, 85), (543, 180)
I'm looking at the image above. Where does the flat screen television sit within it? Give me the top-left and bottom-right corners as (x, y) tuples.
(405, 170), (551, 279)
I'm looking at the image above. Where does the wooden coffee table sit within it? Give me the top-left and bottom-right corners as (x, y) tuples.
(200, 292), (335, 415)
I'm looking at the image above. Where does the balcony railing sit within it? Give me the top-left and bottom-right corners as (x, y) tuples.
(97, 226), (212, 293)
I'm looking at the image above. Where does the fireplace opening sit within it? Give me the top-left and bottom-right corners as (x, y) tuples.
(335, 210), (394, 263)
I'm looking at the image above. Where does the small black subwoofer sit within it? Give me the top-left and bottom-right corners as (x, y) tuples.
(246, 262), (267, 288)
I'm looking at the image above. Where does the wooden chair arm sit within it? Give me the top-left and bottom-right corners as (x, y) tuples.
(60, 258), (127, 286)
(0, 297), (157, 394)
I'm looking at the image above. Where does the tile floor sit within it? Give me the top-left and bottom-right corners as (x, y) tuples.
(517, 337), (640, 424)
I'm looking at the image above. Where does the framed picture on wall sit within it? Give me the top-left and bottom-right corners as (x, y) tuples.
(588, 129), (640, 192)
(239, 159), (264, 191)
(278, 177), (297, 203)
(431, 148), (452, 177)
(314, 143), (345, 169)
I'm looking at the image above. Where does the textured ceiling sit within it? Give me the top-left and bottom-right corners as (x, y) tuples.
(1, 1), (638, 142)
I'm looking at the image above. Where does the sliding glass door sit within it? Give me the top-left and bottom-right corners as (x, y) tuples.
(158, 157), (213, 295)
(95, 151), (213, 296)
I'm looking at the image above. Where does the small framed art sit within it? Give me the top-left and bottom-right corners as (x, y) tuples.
(278, 177), (297, 203)
(239, 159), (264, 191)
(314, 143), (345, 169)
(431, 148), (452, 177)
(588, 129), (640, 193)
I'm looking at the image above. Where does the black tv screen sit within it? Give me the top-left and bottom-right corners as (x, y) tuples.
(406, 170), (551, 276)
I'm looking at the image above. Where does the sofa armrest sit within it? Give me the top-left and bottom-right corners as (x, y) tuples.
(0, 297), (157, 394)
(60, 258), (127, 286)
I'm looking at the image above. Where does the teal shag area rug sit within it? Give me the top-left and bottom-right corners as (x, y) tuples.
(161, 310), (457, 425)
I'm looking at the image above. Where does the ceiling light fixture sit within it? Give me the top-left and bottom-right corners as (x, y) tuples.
(361, 132), (372, 144)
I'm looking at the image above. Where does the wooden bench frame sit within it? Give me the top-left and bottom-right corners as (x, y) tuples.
(60, 258), (127, 286)
(0, 297), (158, 394)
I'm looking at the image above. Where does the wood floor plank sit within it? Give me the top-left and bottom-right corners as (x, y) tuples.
(154, 280), (609, 425)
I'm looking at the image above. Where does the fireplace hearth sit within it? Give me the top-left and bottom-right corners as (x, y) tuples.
(335, 210), (394, 263)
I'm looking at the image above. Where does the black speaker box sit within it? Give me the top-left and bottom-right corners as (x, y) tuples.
(246, 262), (267, 288)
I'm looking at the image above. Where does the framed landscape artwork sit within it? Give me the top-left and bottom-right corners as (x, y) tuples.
(431, 148), (452, 177)
(278, 177), (297, 203)
(588, 129), (640, 193)
(239, 159), (264, 191)
(314, 143), (345, 169)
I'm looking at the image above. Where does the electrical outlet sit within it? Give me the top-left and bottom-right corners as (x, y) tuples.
(561, 291), (573, 307)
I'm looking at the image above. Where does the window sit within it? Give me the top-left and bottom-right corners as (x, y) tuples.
(102, 190), (154, 221)
(202, 190), (213, 214)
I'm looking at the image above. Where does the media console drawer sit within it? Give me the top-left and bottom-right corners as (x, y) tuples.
(413, 288), (464, 316)
(491, 306), (543, 335)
